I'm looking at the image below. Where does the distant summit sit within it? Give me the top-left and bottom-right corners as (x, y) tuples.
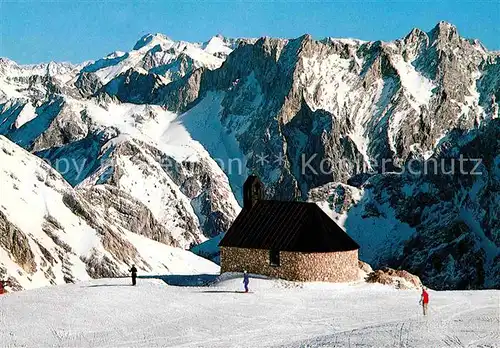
(133, 33), (174, 50)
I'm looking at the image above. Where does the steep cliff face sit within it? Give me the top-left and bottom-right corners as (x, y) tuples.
(185, 23), (497, 198)
(77, 136), (240, 246)
(309, 119), (500, 290)
(1, 22), (498, 289)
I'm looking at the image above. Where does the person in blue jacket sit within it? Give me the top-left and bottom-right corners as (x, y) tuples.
(243, 270), (249, 293)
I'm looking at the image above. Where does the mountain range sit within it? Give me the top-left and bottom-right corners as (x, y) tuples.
(0, 21), (498, 290)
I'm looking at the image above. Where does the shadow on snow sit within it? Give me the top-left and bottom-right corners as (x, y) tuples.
(198, 290), (248, 294)
(138, 274), (219, 287)
(84, 284), (131, 288)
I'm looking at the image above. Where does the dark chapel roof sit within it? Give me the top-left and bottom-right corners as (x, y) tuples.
(219, 200), (360, 252)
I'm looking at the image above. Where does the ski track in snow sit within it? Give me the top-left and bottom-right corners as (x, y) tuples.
(0, 277), (498, 348)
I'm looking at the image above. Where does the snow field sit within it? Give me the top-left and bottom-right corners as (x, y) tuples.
(0, 276), (498, 347)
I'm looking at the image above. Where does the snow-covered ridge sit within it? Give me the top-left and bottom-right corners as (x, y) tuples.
(77, 33), (242, 85)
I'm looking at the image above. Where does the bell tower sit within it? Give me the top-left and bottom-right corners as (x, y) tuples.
(243, 175), (264, 209)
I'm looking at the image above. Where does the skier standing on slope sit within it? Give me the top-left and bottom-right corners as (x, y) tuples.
(419, 287), (429, 315)
(0, 279), (11, 295)
(129, 265), (138, 286)
(243, 271), (249, 293)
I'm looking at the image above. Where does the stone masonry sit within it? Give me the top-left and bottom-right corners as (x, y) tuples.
(220, 246), (359, 282)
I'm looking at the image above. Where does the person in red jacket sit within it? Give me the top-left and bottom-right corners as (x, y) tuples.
(0, 279), (11, 295)
(419, 287), (429, 315)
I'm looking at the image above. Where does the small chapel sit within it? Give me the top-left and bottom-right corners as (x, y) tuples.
(219, 175), (360, 282)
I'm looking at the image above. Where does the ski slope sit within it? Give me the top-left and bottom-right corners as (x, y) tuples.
(0, 275), (498, 347)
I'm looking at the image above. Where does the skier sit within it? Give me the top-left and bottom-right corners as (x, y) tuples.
(0, 279), (11, 295)
(129, 265), (138, 286)
(419, 287), (429, 315)
(243, 270), (249, 293)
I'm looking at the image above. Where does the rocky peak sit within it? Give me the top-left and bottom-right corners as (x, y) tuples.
(299, 33), (313, 42)
(405, 27), (425, 41)
(428, 21), (459, 44)
(0, 57), (16, 69)
(403, 28), (429, 58)
(105, 51), (127, 59)
(133, 33), (174, 50)
(254, 36), (288, 53)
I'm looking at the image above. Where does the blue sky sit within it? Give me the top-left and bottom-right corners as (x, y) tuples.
(1, 0), (498, 64)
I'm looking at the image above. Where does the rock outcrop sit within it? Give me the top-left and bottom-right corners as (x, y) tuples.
(366, 267), (423, 290)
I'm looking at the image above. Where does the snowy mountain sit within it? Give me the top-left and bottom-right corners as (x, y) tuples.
(1, 22), (499, 290)
(0, 136), (219, 290)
